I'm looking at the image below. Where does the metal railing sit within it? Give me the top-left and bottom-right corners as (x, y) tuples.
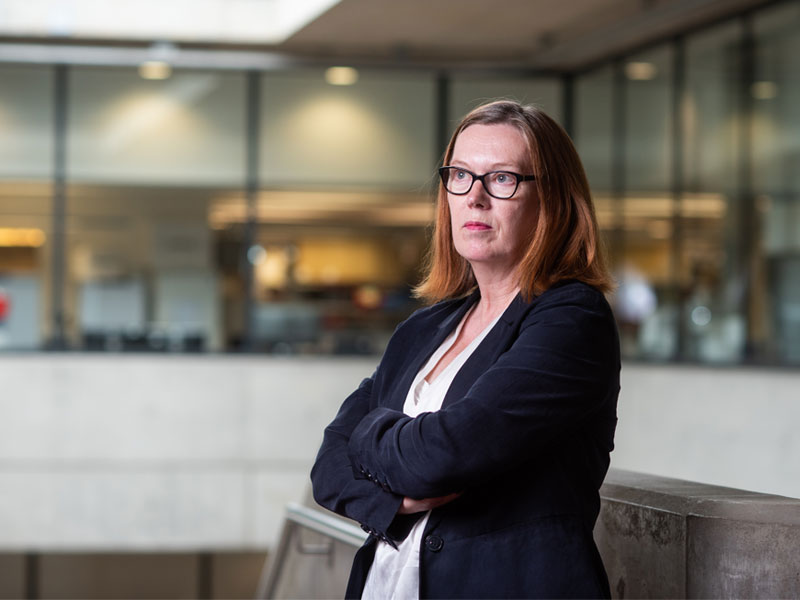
(255, 503), (366, 599)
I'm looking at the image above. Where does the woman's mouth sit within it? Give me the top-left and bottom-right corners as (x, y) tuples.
(464, 221), (492, 231)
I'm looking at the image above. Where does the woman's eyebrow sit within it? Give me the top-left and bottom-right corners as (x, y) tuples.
(449, 158), (522, 171)
(449, 160), (523, 171)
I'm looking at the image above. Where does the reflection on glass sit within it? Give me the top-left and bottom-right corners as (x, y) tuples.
(223, 189), (432, 354)
(621, 46), (676, 360)
(246, 230), (427, 355)
(0, 65), (54, 180)
(0, 187), (50, 350)
(68, 68), (246, 185)
(259, 70), (436, 187)
(755, 3), (800, 364)
(679, 22), (746, 364)
(575, 67), (614, 193)
(0, 65), (53, 350)
(4, 6), (800, 363)
(449, 77), (562, 131)
(65, 186), (231, 352)
(62, 67), (247, 352)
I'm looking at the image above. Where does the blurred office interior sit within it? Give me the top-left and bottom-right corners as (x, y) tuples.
(0, 0), (799, 598)
(1, 0), (798, 364)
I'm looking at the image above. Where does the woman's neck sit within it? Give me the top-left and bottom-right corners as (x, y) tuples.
(472, 268), (519, 324)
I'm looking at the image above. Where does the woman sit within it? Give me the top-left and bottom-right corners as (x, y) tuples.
(311, 100), (620, 599)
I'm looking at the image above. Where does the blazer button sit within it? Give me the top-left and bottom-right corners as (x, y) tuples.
(425, 535), (443, 552)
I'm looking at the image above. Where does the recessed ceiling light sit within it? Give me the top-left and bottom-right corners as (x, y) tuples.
(625, 62), (657, 81)
(138, 60), (172, 80)
(325, 66), (359, 86)
(751, 81), (778, 100)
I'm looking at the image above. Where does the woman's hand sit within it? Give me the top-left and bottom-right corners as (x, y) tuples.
(398, 492), (461, 514)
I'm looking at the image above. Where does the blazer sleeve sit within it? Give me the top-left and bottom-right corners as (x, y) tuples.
(310, 373), (404, 544)
(346, 290), (620, 500)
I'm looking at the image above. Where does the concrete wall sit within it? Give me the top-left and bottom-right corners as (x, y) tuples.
(0, 353), (371, 551)
(612, 364), (800, 499)
(596, 469), (800, 599)
(0, 354), (798, 551)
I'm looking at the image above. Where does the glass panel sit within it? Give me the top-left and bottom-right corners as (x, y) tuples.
(620, 45), (675, 360)
(251, 225), (428, 355)
(0, 65), (54, 179)
(680, 22), (745, 364)
(449, 77), (562, 127)
(63, 67), (246, 351)
(0, 185), (50, 350)
(208, 196), (250, 351)
(259, 69), (436, 187)
(253, 69), (436, 353)
(0, 65), (53, 349)
(574, 66), (614, 193)
(754, 3), (800, 364)
(68, 68), (246, 185)
(65, 185), (236, 352)
(574, 66), (622, 351)
(221, 189), (432, 354)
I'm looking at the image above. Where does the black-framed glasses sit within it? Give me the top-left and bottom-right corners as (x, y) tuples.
(438, 166), (536, 199)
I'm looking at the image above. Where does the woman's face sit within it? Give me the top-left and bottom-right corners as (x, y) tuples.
(447, 123), (538, 278)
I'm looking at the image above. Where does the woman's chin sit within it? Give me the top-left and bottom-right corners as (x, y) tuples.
(456, 244), (503, 264)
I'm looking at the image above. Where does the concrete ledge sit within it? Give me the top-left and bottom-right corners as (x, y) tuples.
(265, 470), (800, 599)
(596, 469), (800, 599)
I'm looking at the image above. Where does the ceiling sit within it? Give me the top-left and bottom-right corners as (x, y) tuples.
(0, 0), (775, 71)
(280, 0), (771, 69)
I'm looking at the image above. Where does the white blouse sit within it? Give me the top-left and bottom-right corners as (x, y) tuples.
(362, 305), (501, 600)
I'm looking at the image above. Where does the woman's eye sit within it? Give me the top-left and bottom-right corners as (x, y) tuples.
(493, 172), (514, 185)
(454, 170), (469, 180)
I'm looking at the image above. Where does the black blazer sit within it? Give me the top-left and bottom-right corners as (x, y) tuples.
(311, 280), (620, 599)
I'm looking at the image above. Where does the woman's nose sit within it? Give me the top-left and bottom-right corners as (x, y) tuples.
(466, 180), (490, 208)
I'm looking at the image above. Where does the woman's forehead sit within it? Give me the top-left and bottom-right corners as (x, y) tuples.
(451, 123), (531, 167)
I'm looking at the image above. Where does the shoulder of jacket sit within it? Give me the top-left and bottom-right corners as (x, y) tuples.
(395, 294), (473, 332)
(524, 280), (613, 321)
(540, 279), (606, 303)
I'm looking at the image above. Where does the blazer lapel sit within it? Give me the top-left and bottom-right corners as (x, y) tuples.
(425, 292), (530, 536)
(383, 291), (480, 411)
(440, 291), (528, 408)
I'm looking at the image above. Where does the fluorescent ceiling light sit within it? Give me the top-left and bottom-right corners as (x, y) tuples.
(0, 0), (341, 44)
